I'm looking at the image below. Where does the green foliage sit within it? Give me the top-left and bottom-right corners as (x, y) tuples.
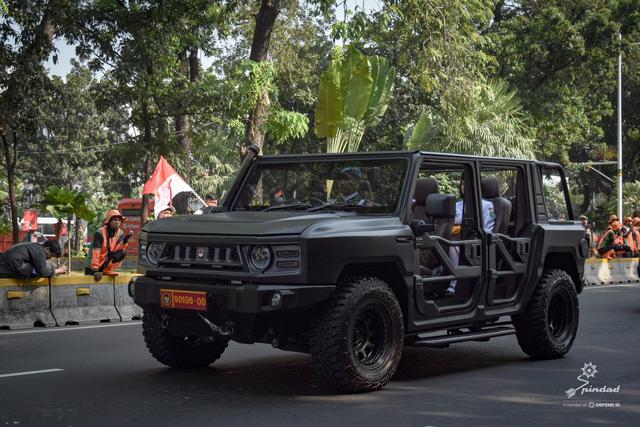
(624, 181), (640, 217)
(315, 46), (395, 152)
(0, 219), (11, 235)
(266, 111), (309, 144)
(40, 186), (96, 222)
(407, 80), (536, 159)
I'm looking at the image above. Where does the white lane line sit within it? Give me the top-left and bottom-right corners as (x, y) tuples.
(0, 369), (64, 379)
(0, 322), (141, 336)
(585, 283), (640, 290)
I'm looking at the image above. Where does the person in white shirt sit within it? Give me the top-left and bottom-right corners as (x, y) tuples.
(446, 180), (495, 297)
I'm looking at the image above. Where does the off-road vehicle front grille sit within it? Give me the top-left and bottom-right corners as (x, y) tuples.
(159, 244), (244, 271)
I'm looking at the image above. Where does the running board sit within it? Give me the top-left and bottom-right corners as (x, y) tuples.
(410, 326), (516, 348)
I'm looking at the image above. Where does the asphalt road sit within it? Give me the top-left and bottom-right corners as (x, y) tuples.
(1, 284), (639, 427)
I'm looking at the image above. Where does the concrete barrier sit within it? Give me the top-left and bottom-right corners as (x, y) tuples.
(0, 274), (142, 329)
(584, 257), (640, 286)
(584, 258), (613, 285)
(0, 278), (56, 329)
(50, 275), (120, 325)
(114, 275), (142, 321)
(611, 258), (639, 284)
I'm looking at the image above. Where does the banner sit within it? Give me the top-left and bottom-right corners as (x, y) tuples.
(21, 209), (38, 232)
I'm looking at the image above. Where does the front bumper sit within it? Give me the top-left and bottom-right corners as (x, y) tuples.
(131, 276), (335, 314)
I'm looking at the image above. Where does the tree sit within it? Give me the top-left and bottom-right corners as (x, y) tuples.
(488, 1), (640, 214)
(406, 80), (536, 159)
(242, 0), (283, 159)
(241, 0), (335, 158)
(0, 0), (63, 242)
(314, 45), (395, 153)
(40, 185), (96, 256)
(67, 0), (241, 223)
(624, 181), (640, 217)
(20, 62), (109, 194)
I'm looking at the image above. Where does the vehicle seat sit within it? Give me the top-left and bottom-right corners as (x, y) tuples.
(414, 178), (455, 273)
(481, 176), (512, 235)
(413, 178), (439, 222)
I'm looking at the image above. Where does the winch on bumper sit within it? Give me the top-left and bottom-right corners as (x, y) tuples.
(130, 276), (335, 343)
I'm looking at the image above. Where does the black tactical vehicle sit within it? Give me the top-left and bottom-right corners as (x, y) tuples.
(131, 146), (587, 392)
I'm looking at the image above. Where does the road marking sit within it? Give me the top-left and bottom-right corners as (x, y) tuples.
(585, 283), (640, 290)
(0, 322), (141, 336)
(0, 369), (63, 379)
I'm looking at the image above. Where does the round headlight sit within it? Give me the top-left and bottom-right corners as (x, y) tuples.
(250, 246), (271, 271)
(147, 242), (164, 265)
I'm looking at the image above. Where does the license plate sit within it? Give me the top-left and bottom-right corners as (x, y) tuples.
(160, 289), (207, 311)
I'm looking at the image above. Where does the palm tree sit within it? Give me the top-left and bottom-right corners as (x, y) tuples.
(315, 46), (396, 153)
(41, 186), (96, 268)
(407, 80), (536, 159)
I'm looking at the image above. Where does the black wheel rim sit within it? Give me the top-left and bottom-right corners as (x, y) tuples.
(547, 287), (574, 342)
(351, 302), (391, 367)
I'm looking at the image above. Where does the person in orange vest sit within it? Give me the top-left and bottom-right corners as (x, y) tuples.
(629, 217), (640, 257)
(84, 209), (133, 280)
(597, 219), (629, 259)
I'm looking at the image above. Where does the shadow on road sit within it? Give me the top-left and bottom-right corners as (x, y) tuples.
(119, 341), (528, 399)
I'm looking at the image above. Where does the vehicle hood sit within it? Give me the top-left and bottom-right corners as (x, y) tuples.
(142, 211), (364, 236)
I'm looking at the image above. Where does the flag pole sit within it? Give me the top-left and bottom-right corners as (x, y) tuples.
(192, 191), (206, 206)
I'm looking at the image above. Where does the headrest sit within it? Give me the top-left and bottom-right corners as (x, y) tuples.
(414, 178), (439, 206)
(481, 176), (500, 199)
(425, 194), (456, 218)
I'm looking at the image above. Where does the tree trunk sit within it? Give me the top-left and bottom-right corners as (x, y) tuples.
(175, 49), (192, 175)
(241, 0), (282, 161)
(140, 102), (153, 225)
(1, 132), (19, 243)
(189, 48), (199, 81)
(73, 214), (80, 253)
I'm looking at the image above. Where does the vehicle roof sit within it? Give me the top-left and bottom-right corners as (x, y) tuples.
(259, 150), (561, 168)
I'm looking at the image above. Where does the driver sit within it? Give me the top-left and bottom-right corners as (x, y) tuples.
(337, 167), (368, 206)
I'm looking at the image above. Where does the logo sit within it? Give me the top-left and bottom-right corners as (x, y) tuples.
(565, 362), (621, 399)
(162, 292), (171, 306)
(196, 247), (207, 259)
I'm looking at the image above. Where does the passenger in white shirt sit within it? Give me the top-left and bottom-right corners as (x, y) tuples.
(446, 181), (495, 297)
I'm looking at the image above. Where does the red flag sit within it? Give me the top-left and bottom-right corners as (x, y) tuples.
(22, 209), (38, 231)
(142, 156), (202, 218)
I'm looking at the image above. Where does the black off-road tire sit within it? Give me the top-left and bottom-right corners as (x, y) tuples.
(142, 311), (229, 368)
(309, 276), (404, 393)
(512, 269), (579, 359)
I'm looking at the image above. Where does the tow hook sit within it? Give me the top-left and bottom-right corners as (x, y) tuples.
(196, 313), (234, 336)
(160, 315), (170, 329)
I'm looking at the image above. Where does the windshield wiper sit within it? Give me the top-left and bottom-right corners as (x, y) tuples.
(307, 202), (366, 212)
(262, 202), (313, 212)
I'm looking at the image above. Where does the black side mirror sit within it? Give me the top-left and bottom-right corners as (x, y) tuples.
(411, 220), (435, 236)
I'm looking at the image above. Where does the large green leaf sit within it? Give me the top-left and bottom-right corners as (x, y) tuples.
(340, 46), (373, 121)
(40, 186), (96, 221)
(363, 56), (395, 128)
(407, 111), (437, 150)
(315, 69), (343, 138)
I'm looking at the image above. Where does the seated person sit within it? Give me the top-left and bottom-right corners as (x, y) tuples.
(597, 219), (629, 259)
(0, 240), (67, 278)
(157, 206), (175, 219)
(271, 189), (286, 206)
(336, 167), (368, 206)
(84, 209), (133, 280)
(446, 180), (495, 297)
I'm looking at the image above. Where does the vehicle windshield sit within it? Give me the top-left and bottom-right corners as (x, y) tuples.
(232, 158), (409, 214)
